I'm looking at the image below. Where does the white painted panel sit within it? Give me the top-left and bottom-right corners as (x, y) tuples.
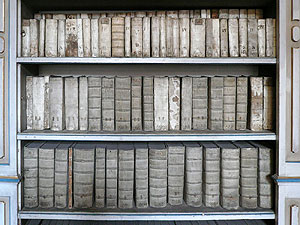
(0, 202), (4, 225)
(0, 0), (3, 32)
(291, 205), (299, 225)
(0, 57), (3, 159)
(293, 0), (300, 20)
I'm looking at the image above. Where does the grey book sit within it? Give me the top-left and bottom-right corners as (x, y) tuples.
(217, 141), (240, 210)
(228, 19), (239, 57)
(99, 17), (112, 57)
(26, 76), (33, 130)
(49, 77), (64, 131)
(169, 77), (180, 130)
(220, 19), (228, 57)
(102, 77), (115, 131)
(142, 16), (151, 57)
(206, 19), (220, 57)
(66, 19), (78, 57)
(266, 19), (276, 57)
(250, 77), (263, 131)
(143, 77), (154, 131)
(45, 19), (58, 57)
(22, 20), (30, 57)
(193, 77), (208, 130)
(223, 77), (236, 130)
(111, 17), (125, 57)
(32, 77), (45, 130)
(106, 143), (118, 208)
(131, 18), (143, 57)
(118, 142), (134, 208)
(23, 141), (44, 208)
(125, 16), (131, 57)
(151, 17), (160, 57)
(191, 18), (205, 57)
(154, 77), (169, 131)
(159, 12), (167, 57)
(239, 19), (248, 57)
(135, 142), (149, 208)
(167, 142), (185, 205)
(95, 143), (106, 208)
(79, 77), (88, 130)
(248, 19), (258, 57)
(30, 19), (39, 57)
(184, 142), (202, 207)
(115, 77), (131, 131)
(65, 77), (79, 131)
(149, 142), (168, 208)
(201, 141), (220, 207)
(39, 142), (58, 208)
(258, 19), (266, 57)
(209, 77), (224, 130)
(44, 76), (50, 130)
(236, 77), (248, 130)
(39, 19), (45, 57)
(179, 14), (190, 57)
(88, 77), (102, 131)
(235, 141), (258, 209)
(73, 142), (95, 208)
(181, 77), (192, 130)
(132, 77), (142, 131)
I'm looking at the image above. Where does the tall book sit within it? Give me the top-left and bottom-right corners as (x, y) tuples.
(154, 77), (169, 131)
(151, 16), (160, 57)
(192, 77), (208, 130)
(206, 19), (220, 57)
(82, 18), (91, 57)
(217, 142), (240, 210)
(106, 143), (118, 208)
(44, 76), (50, 130)
(143, 77), (154, 131)
(39, 18), (46, 57)
(266, 18), (276, 57)
(45, 19), (58, 57)
(240, 9), (248, 19)
(172, 13), (180, 57)
(228, 19), (239, 57)
(149, 142), (168, 208)
(209, 77), (224, 130)
(112, 17), (125, 57)
(99, 17), (112, 57)
(201, 142), (220, 207)
(26, 76), (33, 129)
(219, 9), (229, 19)
(166, 11), (176, 57)
(190, 18), (205, 57)
(79, 77), (88, 130)
(57, 19), (66, 57)
(65, 19), (78, 57)
(39, 142), (57, 208)
(22, 20), (30, 57)
(235, 141), (258, 209)
(194, 10), (201, 18)
(201, 9), (207, 18)
(135, 142), (149, 208)
(263, 77), (275, 130)
(258, 19), (266, 57)
(159, 12), (167, 57)
(65, 77), (79, 131)
(77, 19), (84, 57)
(95, 143), (106, 208)
(250, 77), (263, 131)
(29, 19), (39, 57)
(102, 77), (115, 131)
(220, 18), (228, 57)
(179, 10), (190, 57)
(248, 9), (256, 19)
(248, 19), (258, 57)
(88, 77), (101, 131)
(236, 77), (248, 130)
(23, 142), (44, 208)
(118, 143), (134, 208)
(239, 19), (248, 57)
(32, 77), (45, 130)
(124, 16), (131, 57)
(169, 77), (180, 130)
(73, 143), (94, 208)
(167, 142), (185, 205)
(223, 77), (236, 130)
(181, 77), (192, 130)
(142, 16), (151, 57)
(184, 142), (202, 207)
(132, 77), (142, 131)
(229, 9), (239, 18)
(91, 19), (99, 57)
(115, 77), (131, 131)
(49, 77), (64, 131)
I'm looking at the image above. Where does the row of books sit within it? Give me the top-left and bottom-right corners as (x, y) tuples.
(26, 75), (275, 132)
(23, 141), (273, 210)
(21, 9), (276, 58)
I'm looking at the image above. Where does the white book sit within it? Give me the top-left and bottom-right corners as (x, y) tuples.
(159, 16), (167, 57)
(206, 9), (211, 18)
(30, 19), (39, 57)
(79, 77), (88, 130)
(102, 77), (115, 131)
(22, 20), (30, 57)
(132, 77), (142, 131)
(99, 17), (112, 57)
(57, 20), (66, 57)
(194, 10), (201, 18)
(39, 19), (46, 57)
(248, 19), (258, 57)
(52, 14), (66, 20)
(209, 77), (224, 130)
(169, 77), (180, 130)
(88, 77), (101, 131)
(219, 9), (229, 18)
(106, 143), (118, 208)
(239, 19), (248, 57)
(223, 77), (236, 130)
(151, 17), (160, 57)
(142, 17), (151, 57)
(26, 76), (33, 130)
(166, 11), (178, 57)
(172, 16), (180, 57)
(229, 9), (239, 18)
(32, 77), (45, 130)
(125, 16), (131, 57)
(206, 19), (220, 57)
(181, 77), (192, 130)
(154, 77), (169, 131)
(49, 77), (64, 131)
(82, 18), (91, 57)
(201, 9), (207, 18)
(263, 77), (275, 130)
(143, 77), (154, 131)
(112, 17), (125, 57)
(250, 77), (263, 131)
(240, 9), (248, 19)
(248, 9), (256, 19)
(179, 12), (190, 57)
(45, 19), (58, 57)
(44, 76), (50, 130)
(191, 18), (205, 57)
(77, 19), (84, 57)
(236, 77), (248, 130)
(66, 19), (78, 57)
(258, 19), (266, 57)
(220, 19), (228, 57)
(266, 18), (276, 57)
(65, 77), (79, 130)
(132, 17), (143, 57)
(95, 143), (106, 208)
(91, 19), (99, 57)
(228, 19), (239, 57)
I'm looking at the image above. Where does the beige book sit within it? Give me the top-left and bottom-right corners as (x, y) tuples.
(112, 17), (125, 57)
(223, 77), (236, 130)
(151, 17), (160, 57)
(39, 19), (45, 57)
(193, 77), (208, 130)
(240, 9), (248, 19)
(132, 17), (143, 57)
(136, 11), (146, 18)
(143, 17), (151, 57)
(32, 77), (45, 130)
(250, 77), (263, 131)
(125, 16), (131, 57)
(79, 77), (88, 130)
(166, 13), (173, 57)
(102, 77), (115, 131)
(194, 10), (201, 18)
(160, 16), (167, 57)
(239, 19), (248, 57)
(57, 20), (66, 57)
(209, 77), (224, 130)
(206, 19), (220, 57)
(45, 19), (58, 57)
(169, 77), (180, 130)
(80, 13), (90, 19)
(179, 11), (189, 57)
(229, 9), (239, 18)
(248, 9), (256, 19)
(201, 9), (207, 18)
(258, 19), (266, 57)
(65, 19), (78, 57)
(248, 19), (258, 57)
(49, 77), (64, 131)
(132, 77), (142, 130)
(82, 18), (91, 57)
(53, 14), (66, 20)
(91, 19), (99, 57)
(181, 77), (192, 130)
(99, 17), (112, 57)
(88, 77), (102, 131)
(30, 19), (39, 57)
(44, 76), (50, 130)
(154, 77), (169, 131)
(191, 18), (206, 57)
(263, 77), (275, 130)
(143, 77), (154, 131)
(172, 15), (180, 57)
(206, 9), (211, 18)
(236, 77), (248, 130)
(26, 76), (33, 129)
(229, 19), (239, 57)
(220, 19), (228, 57)
(266, 18), (276, 57)
(65, 77), (79, 131)
(219, 9), (229, 19)
(77, 19), (84, 57)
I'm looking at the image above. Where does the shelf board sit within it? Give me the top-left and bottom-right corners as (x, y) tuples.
(17, 130), (276, 141)
(16, 57), (277, 65)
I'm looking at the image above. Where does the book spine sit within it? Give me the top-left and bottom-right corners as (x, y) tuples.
(142, 16), (151, 57)
(160, 14), (167, 57)
(266, 18), (276, 57)
(169, 77), (180, 130)
(143, 77), (154, 131)
(191, 18), (206, 57)
(22, 20), (30, 57)
(223, 77), (236, 130)
(132, 17), (143, 57)
(228, 19), (239, 57)
(263, 77), (275, 130)
(57, 20), (66, 57)
(250, 77), (263, 131)
(79, 77), (88, 130)
(30, 19), (39, 57)
(49, 77), (64, 131)
(206, 9), (211, 18)
(52, 14), (66, 20)
(44, 76), (50, 130)
(91, 19), (99, 57)
(102, 77), (115, 131)
(194, 10), (201, 18)
(124, 16), (131, 57)
(66, 19), (78, 57)
(95, 146), (106, 208)
(132, 77), (142, 131)
(248, 19), (258, 57)
(45, 19), (58, 57)
(26, 76), (33, 130)
(239, 19), (248, 57)
(32, 77), (45, 130)
(179, 13), (190, 57)
(88, 77), (102, 131)
(219, 9), (229, 19)
(220, 19), (229, 57)
(240, 9), (248, 19)
(39, 19), (45, 57)
(99, 17), (112, 57)
(151, 17), (160, 57)
(65, 77), (79, 131)
(181, 77), (192, 130)
(154, 77), (169, 131)
(115, 77), (131, 131)
(106, 148), (118, 208)
(77, 19), (84, 57)
(258, 19), (266, 57)
(236, 77), (248, 130)
(248, 9), (256, 19)
(112, 17), (125, 57)
(166, 13), (173, 57)
(68, 147), (73, 209)
(206, 19), (220, 57)
(82, 18), (91, 57)
(229, 9), (240, 18)
(208, 77), (224, 130)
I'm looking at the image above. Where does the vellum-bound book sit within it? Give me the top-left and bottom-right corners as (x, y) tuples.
(263, 77), (275, 130)
(143, 77), (154, 131)
(39, 18), (46, 57)
(66, 19), (78, 57)
(250, 77), (263, 131)
(142, 16), (151, 57)
(88, 77), (101, 131)
(209, 77), (224, 130)
(206, 19), (220, 57)
(91, 19), (99, 57)
(223, 77), (236, 130)
(44, 76), (50, 130)
(220, 19), (228, 57)
(166, 11), (176, 57)
(32, 77), (45, 130)
(30, 19), (39, 57)
(95, 143), (106, 208)
(181, 77), (192, 130)
(239, 19), (248, 57)
(106, 143), (118, 208)
(22, 20), (30, 57)
(266, 18), (276, 57)
(57, 19), (66, 57)
(179, 10), (190, 57)
(154, 77), (169, 131)
(112, 17), (125, 57)
(169, 77), (180, 130)
(248, 19), (258, 57)
(151, 16), (160, 57)
(132, 77), (142, 131)
(102, 77), (115, 131)
(99, 17), (112, 57)
(190, 18), (205, 57)
(228, 19), (239, 57)
(45, 19), (58, 57)
(258, 19), (266, 57)
(79, 77), (88, 130)
(172, 13), (180, 57)
(26, 76), (33, 129)
(124, 16), (131, 57)
(65, 77), (79, 131)
(132, 18), (143, 57)
(236, 77), (248, 130)
(159, 12), (167, 57)
(82, 18), (91, 57)
(49, 77), (64, 131)
(77, 19), (84, 57)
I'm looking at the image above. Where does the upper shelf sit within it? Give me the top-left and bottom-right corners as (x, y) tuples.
(16, 57), (277, 65)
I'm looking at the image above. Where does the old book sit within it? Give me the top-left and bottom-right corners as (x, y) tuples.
(235, 141), (258, 209)
(79, 77), (88, 130)
(250, 77), (263, 131)
(201, 141), (220, 207)
(239, 19), (248, 57)
(131, 17), (143, 57)
(166, 11), (175, 57)
(68, 144), (73, 209)
(149, 142), (168, 208)
(136, 11), (146, 18)
(219, 9), (229, 18)
(220, 19), (228, 57)
(201, 9), (207, 18)
(151, 17), (160, 57)
(179, 11), (189, 57)
(135, 142), (149, 208)
(192, 77), (208, 130)
(191, 18), (205, 57)
(26, 76), (33, 130)
(248, 9), (256, 19)
(248, 19), (258, 57)
(217, 142), (240, 210)
(194, 10), (201, 19)
(132, 77), (142, 131)
(118, 143), (134, 208)
(91, 19), (99, 57)
(45, 14), (53, 19)
(142, 16), (151, 57)
(112, 17), (125, 57)
(158, 12), (167, 57)
(52, 14), (66, 20)
(32, 77), (45, 130)
(22, 20), (30, 57)
(124, 16), (131, 57)
(88, 77), (101, 131)
(263, 77), (275, 130)
(30, 19), (39, 57)
(181, 77), (192, 130)
(106, 143), (118, 208)
(240, 9), (248, 19)
(39, 142), (57, 208)
(102, 77), (115, 131)
(209, 77), (224, 130)
(154, 77), (169, 131)
(24, 142), (44, 208)
(99, 17), (112, 57)
(258, 19), (266, 57)
(206, 19), (220, 57)
(77, 19), (84, 57)
(143, 77), (154, 131)
(73, 143), (95, 208)
(206, 9), (211, 18)
(172, 14), (180, 57)
(49, 77), (64, 131)
(57, 19), (66, 57)
(211, 9), (219, 18)
(223, 77), (236, 130)
(229, 9), (240, 18)
(39, 19), (46, 56)
(66, 19), (78, 57)
(45, 19), (58, 57)
(95, 143), (106, 208)
(65, 77), (79, 131)
(55, 142), (72, 209)
(256, 9), (264, 19)
(167, 142), (185, 205)
(82, 18), (91, 57)
(266, 18), (276, 57)
(169, 77), (180, 130)
(44, 76), (50, 130)
(236, 77), (248, 130)
(184, 142), (202, 207)
(229, 19), (239, 57)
